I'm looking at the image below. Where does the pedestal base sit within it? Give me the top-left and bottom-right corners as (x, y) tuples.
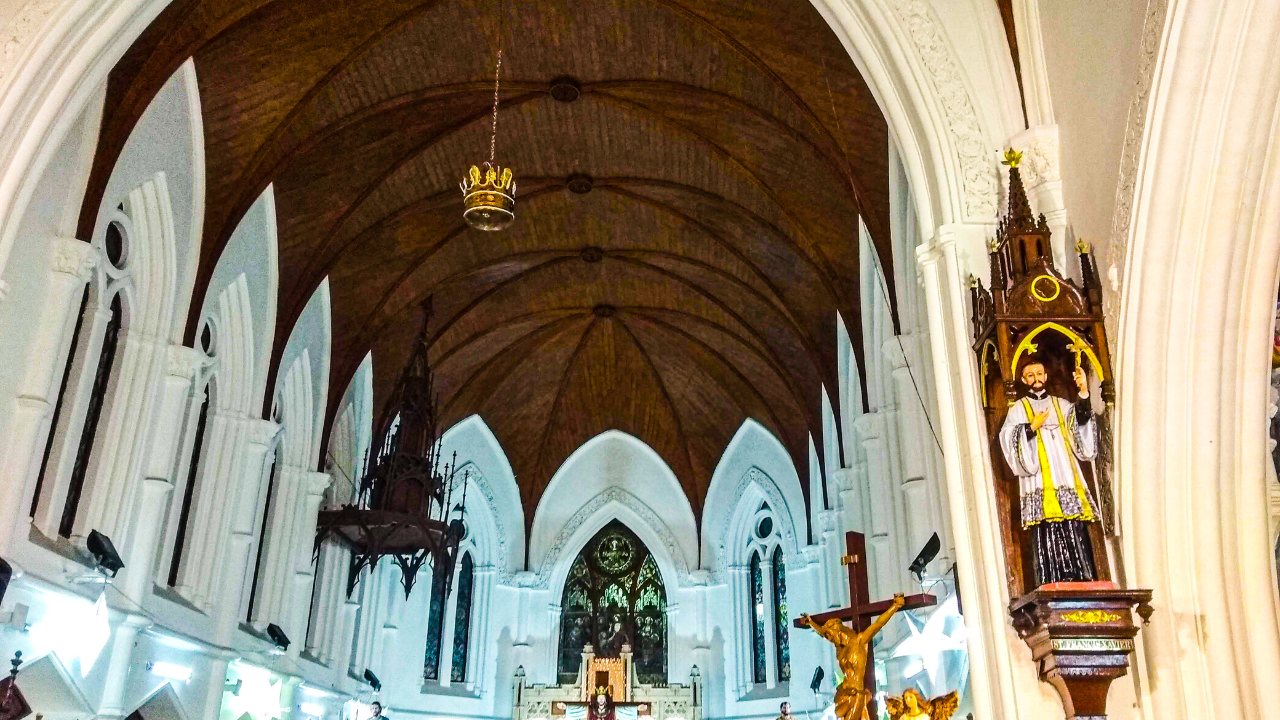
(1009, 587), (1153, 720)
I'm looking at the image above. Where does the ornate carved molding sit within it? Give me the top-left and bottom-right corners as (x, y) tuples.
(1012, 130), (1061, 189)
(709, 467), (799, 583)
(536, 486), (691, 589)
(1104, 0), (1171, 333)
(880, 334), (915, 370)
(48, 237), (98, 279)
(304, 470), (333, 495)
(886, 0), (999, 219)
(455, 462), (514, 585)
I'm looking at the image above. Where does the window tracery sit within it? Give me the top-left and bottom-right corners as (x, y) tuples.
(558, 520), (668, 685)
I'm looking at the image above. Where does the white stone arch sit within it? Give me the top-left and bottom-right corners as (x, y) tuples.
(440, 414), (524, 579)
(540, 488), (690, 595)
(0, 1), (1026, 716)
(1112, 2), (1280, 718)
(531, 429), (696, 577)
(704, 419), (805, 575)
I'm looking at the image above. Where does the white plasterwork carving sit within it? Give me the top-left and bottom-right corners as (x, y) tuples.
(1104, 0), (1170, 334)
(536, 486), (691, 589)
(886, 0), (999, 219)
(709, 467), (799, 583)
(49, 237), (98, 278)
(455, 461), (514, 585)
(1013, 133), (1061, 188)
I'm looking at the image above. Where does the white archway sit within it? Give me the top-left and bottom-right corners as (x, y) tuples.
(1114, 1), (1280, 718)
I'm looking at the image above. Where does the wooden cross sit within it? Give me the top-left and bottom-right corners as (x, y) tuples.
(794, 532), (936, 716)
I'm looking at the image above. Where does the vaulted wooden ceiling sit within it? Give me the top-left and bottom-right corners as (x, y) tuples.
(79, 0), (898, 534)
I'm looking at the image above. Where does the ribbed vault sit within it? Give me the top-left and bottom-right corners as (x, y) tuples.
(77, 0), (899, 535)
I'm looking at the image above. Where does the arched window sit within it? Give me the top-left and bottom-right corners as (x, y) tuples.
(450, 553), (475, 683)
(60, 293), (123, 538)
(772, 546), (790, 682)
(169, 380), (212, 586)
(423, 550), (450, 681)
(558, 520), (668, 685)
(750, 551), (766, 684)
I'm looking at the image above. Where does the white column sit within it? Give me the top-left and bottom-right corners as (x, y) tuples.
(223, 418), (279, 642)
(466, 564), (496, 691)
(883, 335), (952, 575)
(918, 228), (1034, 720)
(97, 614), (149, 719)
(852, 412), (900, 597)
(545, 602), (563, 685)
(1, 238), (96, 554)
(729, 564), (751, 695)
(120, 477), (174, 604)
(148, 345), (200, 588)
(284, 470), (331, 658)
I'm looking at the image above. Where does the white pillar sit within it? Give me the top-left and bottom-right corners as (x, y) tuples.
(852, 412), (900, 597)
(97, 614), (149, 719)
(224, 418), (279, 643)
(1, 238), (96, 555)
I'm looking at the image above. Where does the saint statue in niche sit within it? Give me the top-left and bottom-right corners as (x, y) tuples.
(998, 358), (1100, 585)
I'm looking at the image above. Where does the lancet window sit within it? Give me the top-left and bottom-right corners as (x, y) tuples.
(558, 520), (668, 685)
(739, 501), (789, 689)
(168, 379), (213, 586)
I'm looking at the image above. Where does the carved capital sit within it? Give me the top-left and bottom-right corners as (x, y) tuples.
(166, 345), (201, 380)
(246, 418), (281, 447)
(832, 467), (858, 492)
(304, 470), (333, 495)
(853, 411), (886, 441)
(881, 334), (917, 370)
(48, 237), (98, 280)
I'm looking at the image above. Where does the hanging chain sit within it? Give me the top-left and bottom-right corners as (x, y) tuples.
(489, 50), (502, 164)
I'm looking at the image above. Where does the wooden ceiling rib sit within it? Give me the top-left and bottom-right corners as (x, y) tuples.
(78, 0), (900, 541)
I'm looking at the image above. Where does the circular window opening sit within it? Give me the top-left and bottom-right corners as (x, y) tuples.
(104, 221), (126, 269)
(199, 320), (216, 356)
(756, 516), (773, 539)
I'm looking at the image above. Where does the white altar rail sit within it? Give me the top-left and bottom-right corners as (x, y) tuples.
(512, 646), (701, 720)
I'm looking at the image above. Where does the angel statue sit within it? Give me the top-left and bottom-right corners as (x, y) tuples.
(885, 688), (959, 720)
(799, 594), (905, 720)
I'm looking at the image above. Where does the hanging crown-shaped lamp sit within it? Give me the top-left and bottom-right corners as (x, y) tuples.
(460, 49), (516, 231)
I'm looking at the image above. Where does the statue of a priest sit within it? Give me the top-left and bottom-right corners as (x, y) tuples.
(998, 359), (1100, 585)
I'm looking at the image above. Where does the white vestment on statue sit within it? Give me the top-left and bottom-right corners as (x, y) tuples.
(998, 392), (1099, 527)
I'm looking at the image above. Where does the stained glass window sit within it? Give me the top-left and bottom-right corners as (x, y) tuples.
(168, 382), (211, 586)
(61, 293), (123, 538)
(558, 521), (668, 685)
(772, 547), (790, 682)
(450, 553), (475, 682)
(423, 555), (450, 680)
(750, 551), (766, 684)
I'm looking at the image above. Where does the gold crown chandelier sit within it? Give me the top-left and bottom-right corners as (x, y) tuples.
(460, 46), (516, 231)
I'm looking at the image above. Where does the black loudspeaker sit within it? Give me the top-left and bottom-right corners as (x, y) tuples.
(810, 666), (824, 692)
(266, 623), (290, 650)
(908, 532), (941, 582)
(87, 529), (124, 577)
(364, 668), (382, 692)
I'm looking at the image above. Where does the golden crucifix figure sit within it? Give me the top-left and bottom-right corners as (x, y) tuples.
(800, 593), (905, 720)
(885, 688), (959, 720)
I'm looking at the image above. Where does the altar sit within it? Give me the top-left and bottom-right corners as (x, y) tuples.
(512, 644), (701, 720)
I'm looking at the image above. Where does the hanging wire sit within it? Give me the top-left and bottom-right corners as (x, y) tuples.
(822, 62), (945, 458)
(489, 50), (502, 164)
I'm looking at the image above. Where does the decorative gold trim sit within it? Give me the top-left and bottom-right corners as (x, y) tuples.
(1030, 274), (1061, 302)
(1061, 610), (1121, 624)
(1011, 322), (1106, 380)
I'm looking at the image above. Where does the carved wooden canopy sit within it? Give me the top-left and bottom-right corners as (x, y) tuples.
(78, 0), (898, 534)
